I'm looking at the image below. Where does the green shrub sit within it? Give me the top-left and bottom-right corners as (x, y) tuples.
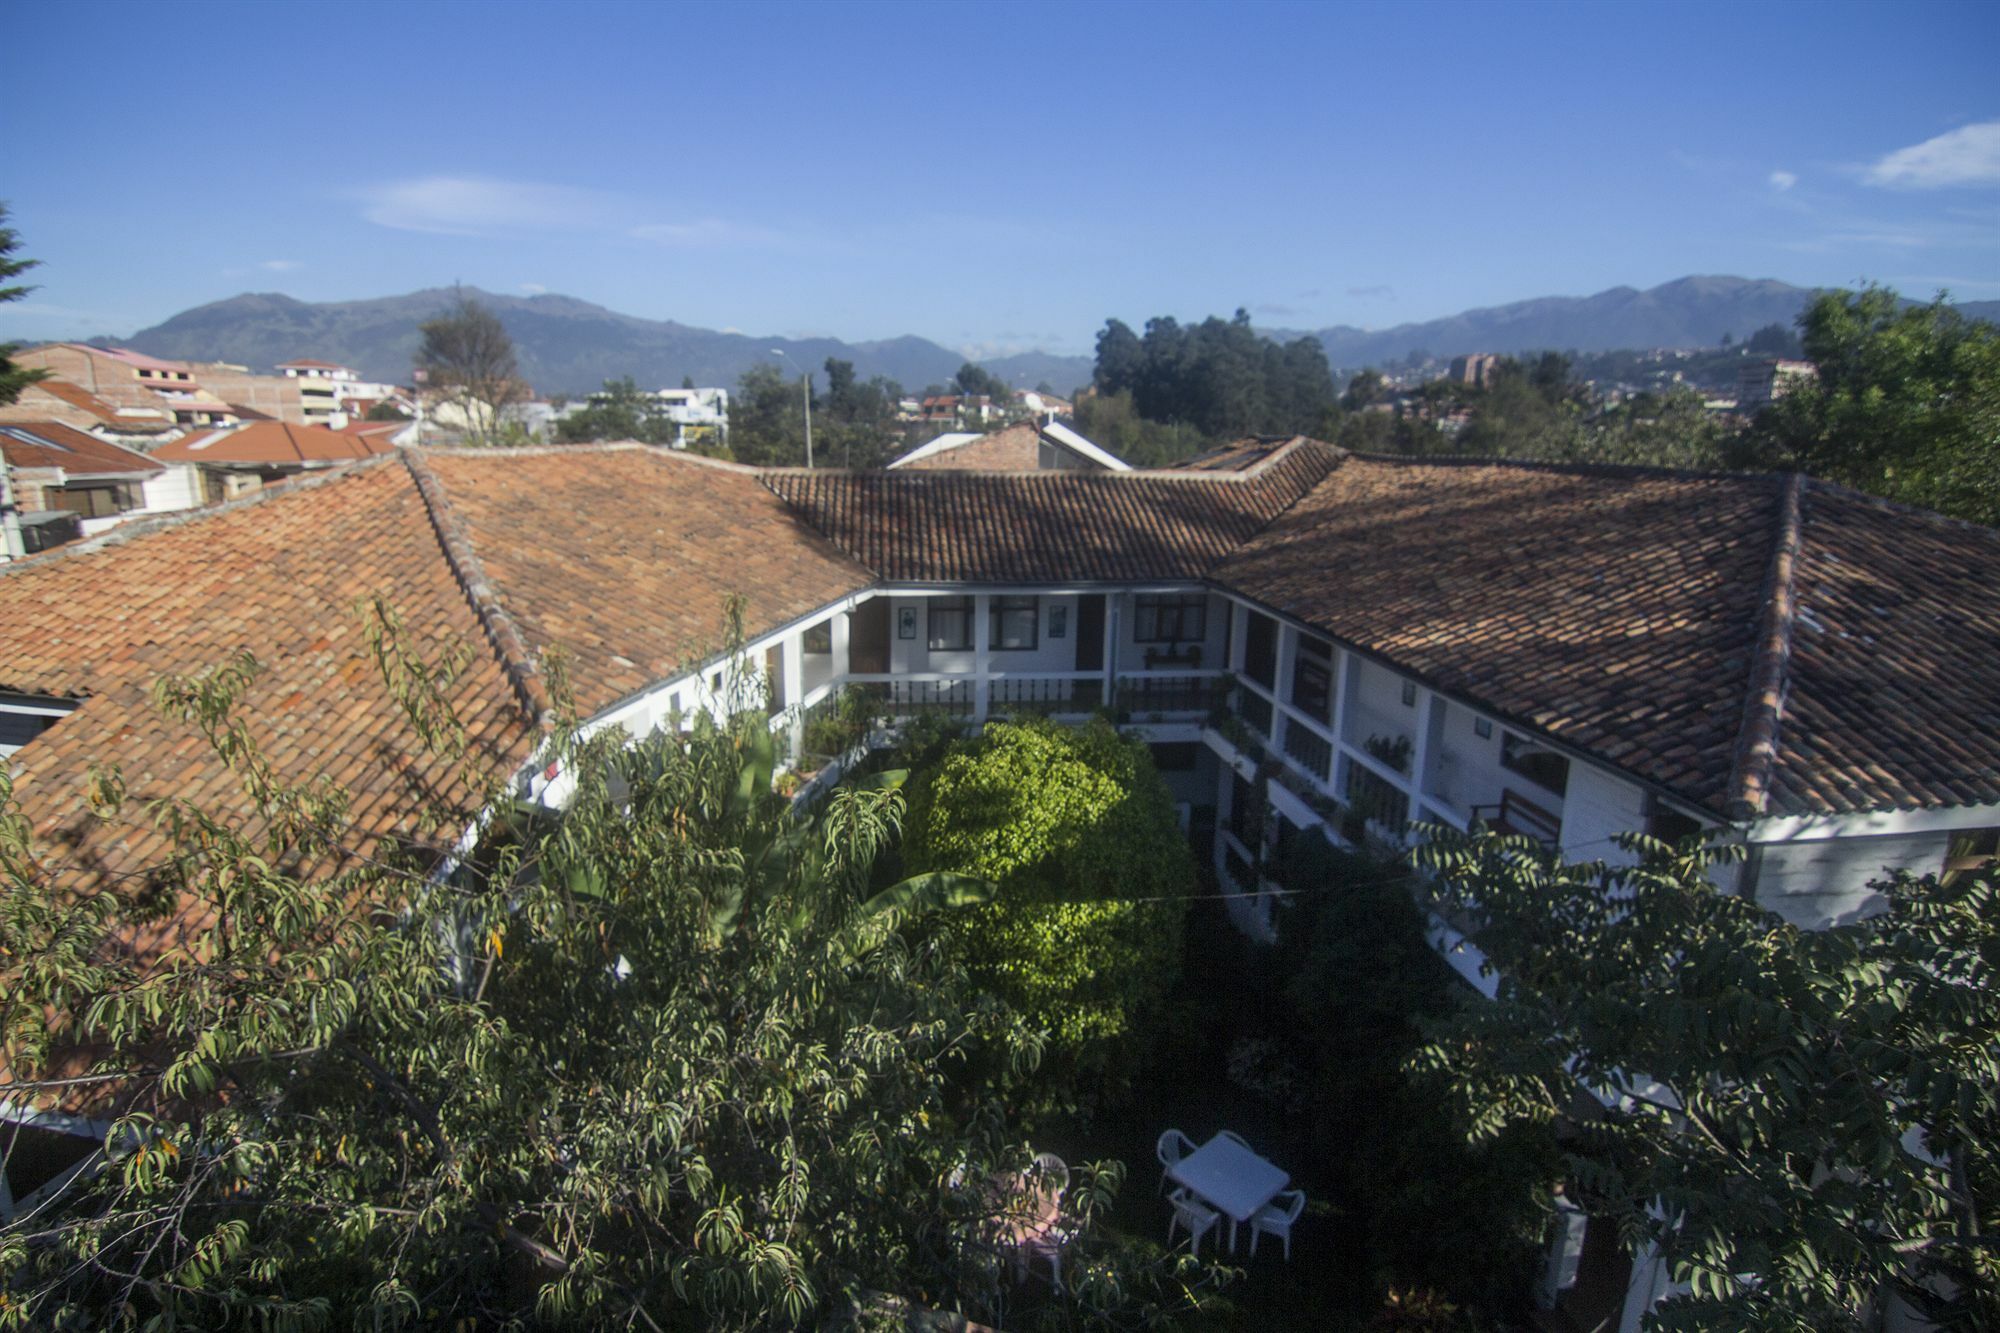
(903, 718), (1194, 1116)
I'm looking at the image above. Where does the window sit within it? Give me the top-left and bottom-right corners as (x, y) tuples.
(1243, 612), (1278, 688)
(49, 485), (132, 519)
(1149, 741), (1201, 772)
(1500, 731), (1570, 796)
(802, 621), (832, 655)
(1291, 634), (1333, 718)
(1133, 593), (1207, 643)
(989, 596), (1038, 650)
(927, 596), (973, 651)
(1646, 796), (1703, 844)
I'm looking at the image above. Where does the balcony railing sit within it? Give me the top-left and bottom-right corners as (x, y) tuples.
(989, 674), (1102, 715)
(1345, 762), (1409, 835)
(1281, 716), (1333, 782)
(1114, 671), (1226, 717)
(1236, 687), (1275, 739)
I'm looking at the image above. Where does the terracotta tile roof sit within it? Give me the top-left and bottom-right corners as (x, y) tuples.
(1214, 455), (2000, 819)
(764, 436), (1338, 583)
(0, 459), (531, 986)
(1768, 482), (2000, 815)
(0, 379), (177, 431)
(893, 423), (1042, 471)
(1168, 437), (1298, 473)
(417, 446), (875, 713)
(1213, 456), (1785, 815)
(0, 421), (164, 475)
(153, 420), (394, 465)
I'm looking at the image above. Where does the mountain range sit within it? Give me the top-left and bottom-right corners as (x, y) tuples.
(61, 277), (2000, 398)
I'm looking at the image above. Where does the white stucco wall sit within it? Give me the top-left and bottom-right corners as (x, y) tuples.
(1750, 830), (1950, 929)
(1341, 656), (1418, 754)
(1114, 589), (1228, 672)
(140, 466), (203, 514)
(1557, 762), (1649, 866)
(1428, 699), (1506, 812)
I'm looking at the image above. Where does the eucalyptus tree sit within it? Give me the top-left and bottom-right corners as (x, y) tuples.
(1410, 826), (1999, 1330)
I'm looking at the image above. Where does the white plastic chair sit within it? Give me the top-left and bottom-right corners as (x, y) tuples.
(1156, 1128), (1196, 1194)
(1029, 1151), (1069, 1199)
(1166, 1187), (1221, 1257)
(1218, 1129), (1253, 1151)
(1249, 1189), (1305, 1260)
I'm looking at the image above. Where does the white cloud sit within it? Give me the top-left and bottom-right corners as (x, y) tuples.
(1864, 121), (2000, 188)
(629, 218), (789, 248)
(259, 258), (301, 272)
(1768, 170), (1797, 191)
(519, 282), (548, 294)
(357, 176), (617, 235)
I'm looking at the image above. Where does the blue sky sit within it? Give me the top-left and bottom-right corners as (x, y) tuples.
(5, 0), (1997, 355)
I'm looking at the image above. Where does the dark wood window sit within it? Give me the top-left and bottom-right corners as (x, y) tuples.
(989, 596), (1038, 651)
(1133, 593), (1206, 643)
(1500, 731), (1570, 796)
(1243, 612), (1278, 688)
(1291, 634), (1333, 718)
(927, 596), (973, 651)
(802, 621), (832, 655)
(49, 485), (132, 519)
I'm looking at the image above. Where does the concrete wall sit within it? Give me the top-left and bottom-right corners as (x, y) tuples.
(1429, 698), (1506, 813)
(887, 593), (1084, 676)
(139, 466), (203, 515)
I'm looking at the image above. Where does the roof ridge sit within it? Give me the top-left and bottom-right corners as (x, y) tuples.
(401, 448), (553, 732)
(1724, 471), (1806, 819)
(0, 454), (398, 578)
(1342, 449), (1765, 485)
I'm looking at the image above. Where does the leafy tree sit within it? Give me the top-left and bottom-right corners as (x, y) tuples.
(0, 612), (1210, 1328)
(1745, 322), (1802, 358)
(415, 292), (528, 446)
(1341, 369), (1386, 411)
(0, 205), (47, 409)
(1089, 309), (1336, 442)
(556, 376), (674, 445)
(953, 362), (1009, 401)
(363, 399), (410, 422)
(1411, 825), (2000, 1331)
(1070, 389), (1207, 467)
(727, 361), (809, 466)
(1744, 285), (2000, 525)
(902, 719), (1194, 1116)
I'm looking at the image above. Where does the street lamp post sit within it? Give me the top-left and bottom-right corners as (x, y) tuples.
(769, 349), (813, 469)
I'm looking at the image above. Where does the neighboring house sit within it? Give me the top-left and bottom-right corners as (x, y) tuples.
(337, 418), (420, 449)
(1013, 389), (1074, 422)
(3, 438), (1997, 1297)
(0, 422), (186, 561)
(11, 345), (241, 428)
(150, 420), (398, 501)
(0, 378), (182, 445)
(890, 421), (1131, 471)
(1736, 358), (1817, 411)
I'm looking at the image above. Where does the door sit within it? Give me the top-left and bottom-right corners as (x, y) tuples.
(849, 597), (891, 675)
(1074, 595), (1105, 672)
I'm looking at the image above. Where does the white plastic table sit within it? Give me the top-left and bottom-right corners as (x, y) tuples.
(1166, 1134), (1289, 1252)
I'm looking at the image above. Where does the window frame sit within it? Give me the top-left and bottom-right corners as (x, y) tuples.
(988, 595), (1039, 652)
(1499, 730), (1571, 796)
(802, 621), (833, 655)
(927, 596), (974, 652)
(1290, 635), (1334, 718)
(1133, 592), (1208, 645)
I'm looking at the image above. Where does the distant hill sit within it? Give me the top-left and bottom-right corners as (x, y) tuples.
(73, 277), (1997, 400)
(112, 289), (991, 398)
(1291, 276), (2000, 372)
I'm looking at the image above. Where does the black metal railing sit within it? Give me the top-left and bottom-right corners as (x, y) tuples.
(886, 679), (975, 717)
(988, 676), (1101, 716)
(1114, 673), (1222, 716)
(1281, 717), (1333, 782)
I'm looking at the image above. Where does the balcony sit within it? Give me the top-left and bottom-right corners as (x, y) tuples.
(1114, 671), (1226, 718)
(1280, 716), (1333, 782)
